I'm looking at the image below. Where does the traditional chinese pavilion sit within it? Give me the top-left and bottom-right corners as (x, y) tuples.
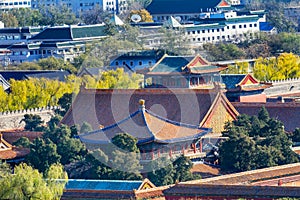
(221, 74), (272, 102)
(79, 100), (211, 161)
(61, 88), (239, 135)
(141, 54), (228, 89)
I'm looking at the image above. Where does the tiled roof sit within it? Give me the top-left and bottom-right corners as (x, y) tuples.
(232, 102), (300, 131)
(71, 25), (107, 39)
(164, 184), (300, 198)
(0, 70), (66, 81)
(1, 130), (43, 144)
(79, 102), (211, 145)
(0, 147), (30, 160)
(61, 88), (221, 130)
(147, 54), (227, 75)
(191, 163), (220, 178)
(184, 163), (300, 185)
(29, 24), (107, 41)
(24, 70), (71, 82)
(0, 134), (30, 160)
(221, 74), (271, 92)
(146, 0), (230, 15)
(221, 74), (246, 89)
(150, 55), (194, 73)
(30, 26), (72, 41)
(260, 22), (275, 31)
(65, 179), (144, 191)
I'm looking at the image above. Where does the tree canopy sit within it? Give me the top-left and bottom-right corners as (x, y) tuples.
(219, 107), (299, 172)
(0, 163), (67, 200)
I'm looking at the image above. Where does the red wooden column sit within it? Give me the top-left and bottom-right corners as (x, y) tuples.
(199, 139), (203, 153)
(192, 143), (196, 153)
(157, 149), (160, 158)
(151, 150), (154, 160)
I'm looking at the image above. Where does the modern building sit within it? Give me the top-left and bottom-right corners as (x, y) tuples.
(109, 50), (165, 72)
(136, 10), (265, 48)
(1, 23), (107, 64)
(31, 0), (131, 16)
(0, 0), (31, 10)
(146, 0), (232, 23)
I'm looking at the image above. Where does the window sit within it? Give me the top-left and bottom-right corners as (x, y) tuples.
(139, 61), (142, 65)
(250, 24), (253, 27)
(202, 30), (205, 33)
(254, 23), (257, 27)
(239, 25), (242, 28)
(244, 24), (247, 28)
(232, 25), (236, 29)
(115, 61), (119, 66)
(212, 29), (214, 32)
(130, 61), (133, 66)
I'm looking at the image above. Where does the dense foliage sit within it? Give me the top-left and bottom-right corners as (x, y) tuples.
(0, 163), (67, 200)
(219, 107), (299, 172)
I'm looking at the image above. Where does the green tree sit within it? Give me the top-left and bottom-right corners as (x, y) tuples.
(27, 138), (61, 173)
(80, 5), (111, 24)
(0, 13), (18, 27)
(13, 137), (31, 148)
(0, 163), (67, 200)
(80, 121), (93, 133)
(111, 133), (139, 153)
(109, 133), (142, 180)
(0, 161), (11, 178)
(173, 155), (195, 182)
(158, 26), (191, 55)
(219, 107), (299, 172)
(21, 114), (44, 131)
(291, 128), (300, 143)
(147, 157), (175, 186)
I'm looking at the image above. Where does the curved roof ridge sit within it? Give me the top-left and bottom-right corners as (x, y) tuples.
(145, 109), (208, 130)
(140, 107), (156, 142)
(79, 110), (141, 137)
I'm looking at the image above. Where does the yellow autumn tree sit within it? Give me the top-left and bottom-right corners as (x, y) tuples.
(254, 53), (300, 81)
(129, 9), (153, 22)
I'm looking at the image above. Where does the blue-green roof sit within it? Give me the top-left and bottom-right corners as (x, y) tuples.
(151, 56), (193, 73)
(221, 74), (246, 89)
(29, 24), (107, 41)
(65, 179), (143, 191)
(146, 0), (231, 15)
(72, 25), (107, 39)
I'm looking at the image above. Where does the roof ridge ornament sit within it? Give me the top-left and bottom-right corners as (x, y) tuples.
(139, 99), (145, 111)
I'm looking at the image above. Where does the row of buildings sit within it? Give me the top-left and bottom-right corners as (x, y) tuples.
(0, 0), (250, 14)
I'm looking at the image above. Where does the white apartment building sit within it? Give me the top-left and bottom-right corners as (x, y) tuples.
(0, 0), (31, 10)
(31, 0), (131, 15)
(139, 11), (263, 48)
